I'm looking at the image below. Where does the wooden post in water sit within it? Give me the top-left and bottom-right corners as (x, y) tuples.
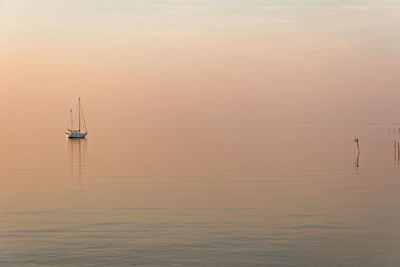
(395, 141), (397, 161)
(354, 139), (359, 154)
(354, 138), (360, 168)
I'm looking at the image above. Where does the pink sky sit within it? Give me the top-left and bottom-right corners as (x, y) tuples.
(0, 0), (399, 127)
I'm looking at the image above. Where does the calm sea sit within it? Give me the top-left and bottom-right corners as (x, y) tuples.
(1, 125), (400, 266)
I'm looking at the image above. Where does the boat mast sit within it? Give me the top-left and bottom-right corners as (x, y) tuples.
(78, 97), (81, 133)
(70, 109), (73, 129)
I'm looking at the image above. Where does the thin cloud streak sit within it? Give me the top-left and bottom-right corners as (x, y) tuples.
(0, 0), (399, 126)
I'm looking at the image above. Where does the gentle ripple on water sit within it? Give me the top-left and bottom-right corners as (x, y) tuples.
(1, 126), (400, 266)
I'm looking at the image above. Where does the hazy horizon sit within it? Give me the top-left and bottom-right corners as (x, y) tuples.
(1, 0), (399, 128)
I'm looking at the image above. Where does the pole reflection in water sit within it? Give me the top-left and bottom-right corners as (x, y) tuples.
(355, 152), (359, 169)
(67, 138), (87, 187)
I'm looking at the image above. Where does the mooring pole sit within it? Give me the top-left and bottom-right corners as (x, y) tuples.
(354, 139), (359, 154)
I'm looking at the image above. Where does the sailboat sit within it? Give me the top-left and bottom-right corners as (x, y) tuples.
(66, 97), (88, 138)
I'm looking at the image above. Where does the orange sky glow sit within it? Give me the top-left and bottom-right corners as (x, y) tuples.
(0, 0), (399, 127)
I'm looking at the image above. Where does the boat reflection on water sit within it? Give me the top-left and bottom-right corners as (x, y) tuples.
(67, 138), (87, 187)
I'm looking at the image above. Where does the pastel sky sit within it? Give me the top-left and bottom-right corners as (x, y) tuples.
(0, 0), (399, 127)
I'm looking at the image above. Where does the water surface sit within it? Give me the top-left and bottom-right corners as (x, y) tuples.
(1, 125), (400, 266)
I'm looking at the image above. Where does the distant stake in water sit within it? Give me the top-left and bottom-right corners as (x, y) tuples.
(354, 138), (360, 154)
(354, 138), (360, 168)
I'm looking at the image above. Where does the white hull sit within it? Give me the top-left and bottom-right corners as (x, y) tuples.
(66, 132), (87, 138)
